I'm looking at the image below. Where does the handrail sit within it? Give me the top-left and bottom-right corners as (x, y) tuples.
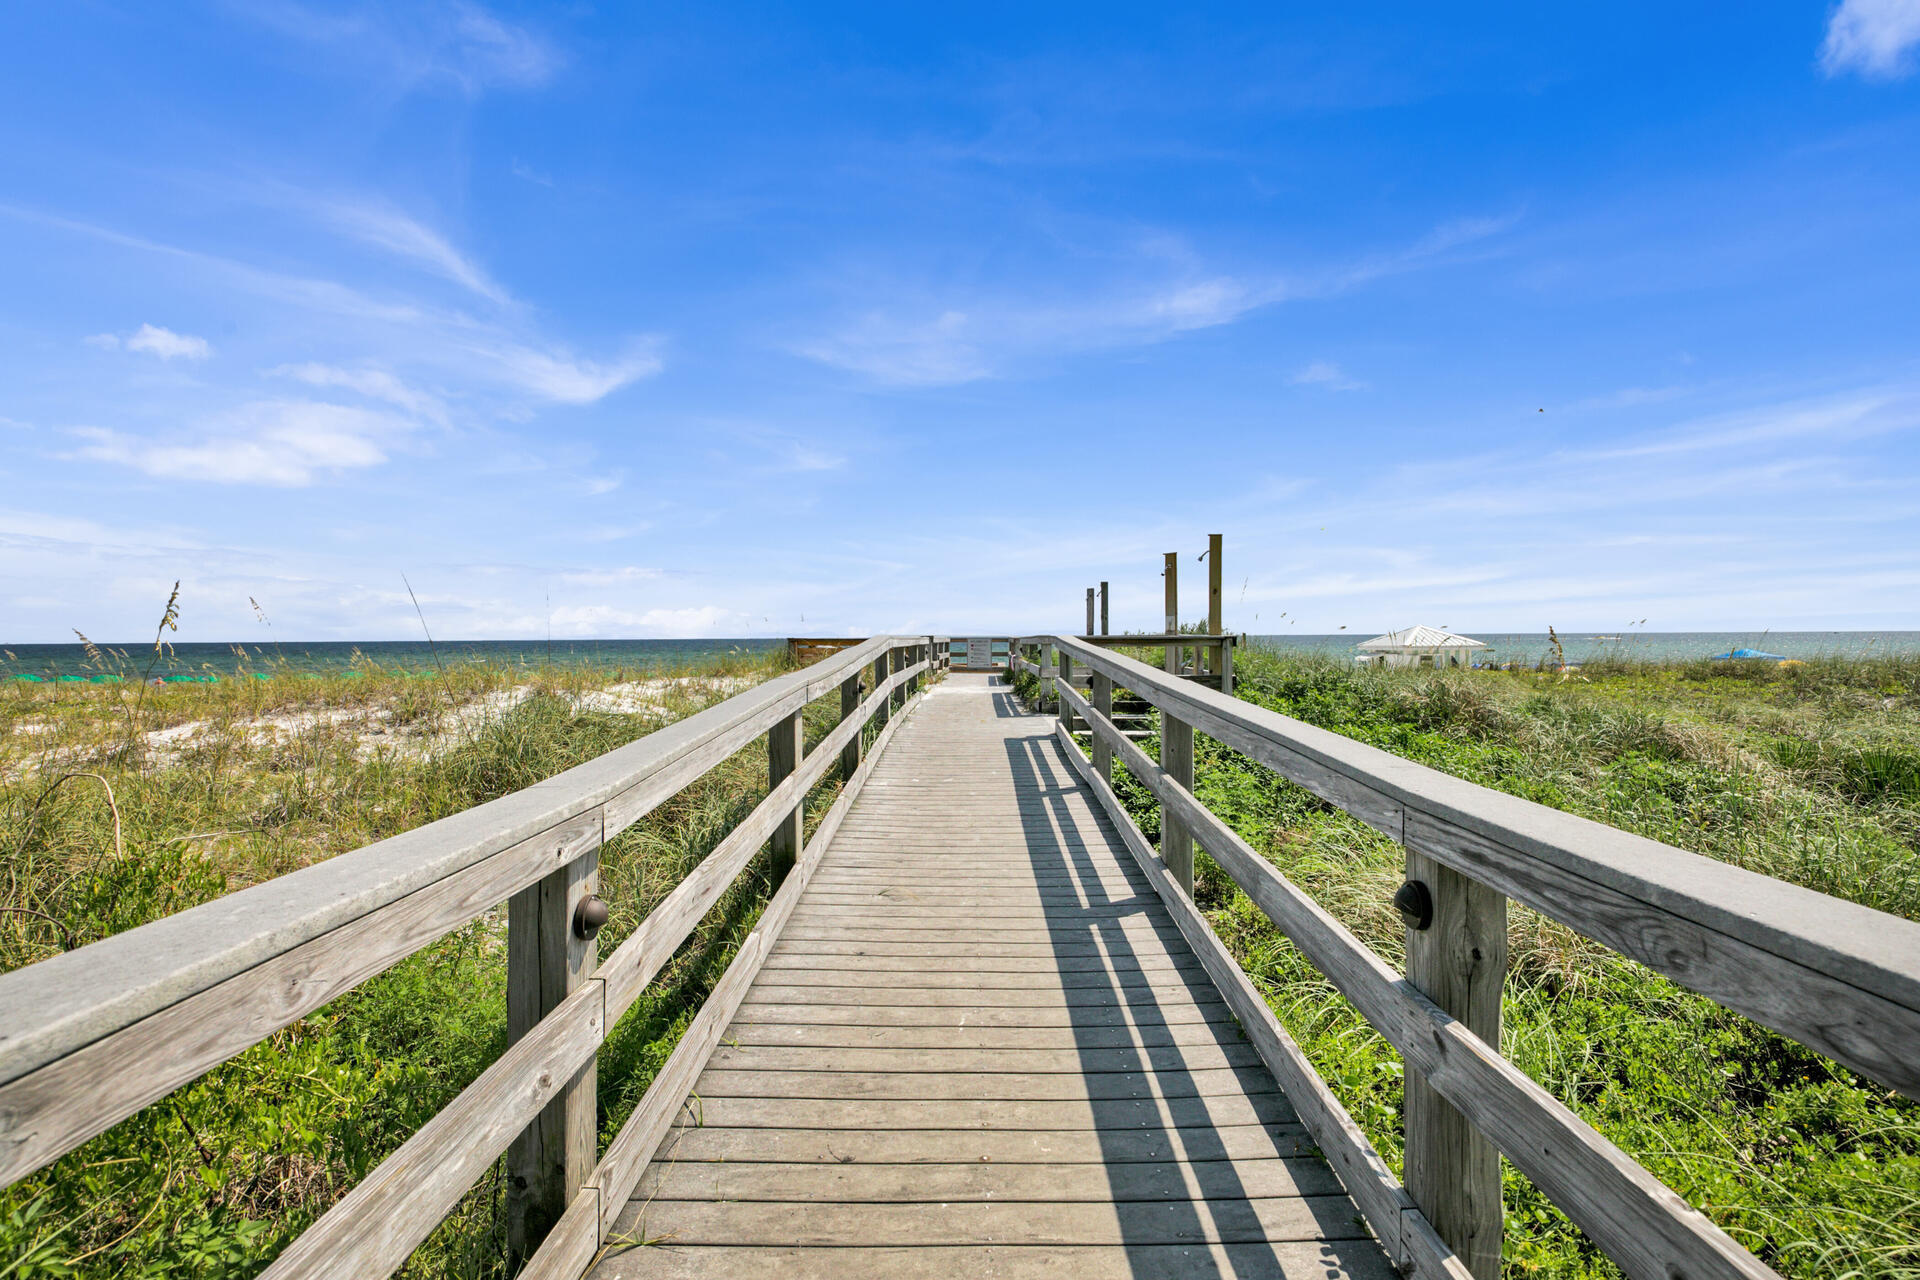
(262, 652), (933, 1279)
(1047, 635), (1920, 1096)
(1035, 633), (1920, 1280)
(0, 636), (929, 1194)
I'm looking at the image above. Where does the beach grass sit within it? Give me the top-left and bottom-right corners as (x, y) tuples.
(1014, 647), (1920, 1278)
(0, 645), (873, 1278)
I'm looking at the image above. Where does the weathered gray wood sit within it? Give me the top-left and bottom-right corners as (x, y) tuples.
(838, 671), (861, 782)
(637, 1156), (1343, 1201)
(767, 710), (803, 884)
(616, 1195), (1369, 1247)
(1053, 634), (1920, 1102)
(0, 637), (910, 1188)
(583, 673), (1388, 1280)
(267, 661), (930, 1280)
(507, 847), (600, 1260)
(658, 1121), (1318, 1165)
(0, 805), (599, 1186)
(1091, 671), (1113, 781)
(1085, 586), (1095, 634)
(1055, 719), (1468, 1280)
(1099, 580), (1109, 634)
(260, 981), (604, 1280)
(1058, 679), (1780, 1280)
(592, 1241), (1398, 1280)
(522, 677), (932, 1274)
(594, 660), (926, 1018)
(1404, 852), (1506, 1278)
(1159, 713), (1194, 895)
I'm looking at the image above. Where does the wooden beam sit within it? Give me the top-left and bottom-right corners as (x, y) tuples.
(1091, 671), (1113, 783)
(1052, 632), (1920, 1103)
(1055, 678), (1779, 1280)
(505, 847), (599, 1261)
(1099, 581), (1109, 635)
(768, 710), (804, 885)
(1404, 854), (1506, 1277)
(839, 670), (862, 783)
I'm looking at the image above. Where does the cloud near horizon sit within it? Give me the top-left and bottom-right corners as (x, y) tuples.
(71, 399), (411, 486)
(86, 324), (213, 359)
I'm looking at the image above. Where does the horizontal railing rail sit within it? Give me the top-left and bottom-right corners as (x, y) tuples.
(0, 636), (939, 1276)
(1034, 633), (1920, 1280)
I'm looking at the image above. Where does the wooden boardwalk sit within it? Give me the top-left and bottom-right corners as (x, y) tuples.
(595, 673), (1393, 1279)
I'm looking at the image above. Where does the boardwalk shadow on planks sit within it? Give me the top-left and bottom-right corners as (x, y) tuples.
(596, 674), (1387, 1280)
(999, 726), (1360, 1280)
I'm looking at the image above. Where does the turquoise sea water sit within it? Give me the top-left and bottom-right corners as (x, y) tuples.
(1246, 631), (1920, 666)
(1, 637), (785, 681)
(8, 631), (1919, 681)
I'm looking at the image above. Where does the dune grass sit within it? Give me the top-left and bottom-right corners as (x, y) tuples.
(0, 647), (880, 1278)
(1019, 647), (1920, 1278)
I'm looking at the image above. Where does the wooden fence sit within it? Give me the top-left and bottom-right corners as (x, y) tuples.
(0, 637), (944, 1278)
(1013, 634), (1920, 1280)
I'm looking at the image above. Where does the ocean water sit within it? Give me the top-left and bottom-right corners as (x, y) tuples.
(1245, 631), (1920, 666)
(1, 637), (785, 680)
(9, 631), (1920, 681)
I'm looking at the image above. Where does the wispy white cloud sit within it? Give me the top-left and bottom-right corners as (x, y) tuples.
(1292, 360), (1365, 391)
(86, 324), (213, 359)
(484, 342), (664, 404)
(795, 215), (1510, 387)
(241, 1), (561, 95)
(269, 362), (448, 424)
(309, 197), (509, 303)
(1821, 0), (1920, 79)
(71, 399), (410, 486)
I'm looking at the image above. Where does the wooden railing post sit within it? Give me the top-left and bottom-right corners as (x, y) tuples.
(1041, 638), (1055, 703)
(1057, 648), (1077, 735)
(768, 710), (803, 883)
(890, 645), (906, 714)
(1159, 553), (1195, 893)
(1404, 854), (1507, 1278)
(839, 668), (862, 782)
(873, 651), (891, 729)
(1206, 532), (1222, 680)
(506, 848), (599, 1262)
(1091, 671), (1113, 782)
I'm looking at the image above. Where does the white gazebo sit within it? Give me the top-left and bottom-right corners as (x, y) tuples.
(1354, 625), (1489, 669)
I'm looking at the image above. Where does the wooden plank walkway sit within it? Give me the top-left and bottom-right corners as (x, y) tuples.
(593, 673), (1393, 1279)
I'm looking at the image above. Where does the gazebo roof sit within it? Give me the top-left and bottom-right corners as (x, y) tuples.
(1356, 625), (1487, 651)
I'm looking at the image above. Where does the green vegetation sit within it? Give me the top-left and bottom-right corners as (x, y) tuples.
(0, 649), (873, 1279)
(1023, 648), (1920, 1278)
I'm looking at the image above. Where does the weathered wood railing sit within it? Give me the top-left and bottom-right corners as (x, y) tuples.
(1028, 633), (1920, 1280)
(0, 636), (941, 1277)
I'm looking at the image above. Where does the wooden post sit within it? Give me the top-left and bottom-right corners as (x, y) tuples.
(1220, 635), (1235, 698)
(873, 652), (891, 730)
(1207, 533), (1223, 679)
(1099, 581), (1109, 635)
(890, 645), (905, 714)
(1163, 552), (1178, 642)
(1041, 638), (1055, 704)
(1404, 853), (1507, 1278)
(838, 669), (862, 782)
(506, 849), (598, 1261)
(1091, 671), (1113, 782)
(1161, 714), (1194, 896)
(1086, 588), (1096, 635)
(1160, 549), (1194, 891)
(1058, 650), (1076, 734)
(768, 710), (803, 883)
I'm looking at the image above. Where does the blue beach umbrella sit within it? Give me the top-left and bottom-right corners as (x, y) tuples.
(1710, 648), (1788, 661)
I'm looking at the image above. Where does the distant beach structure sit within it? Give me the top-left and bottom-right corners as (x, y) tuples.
(1353, 625), (1490, 668)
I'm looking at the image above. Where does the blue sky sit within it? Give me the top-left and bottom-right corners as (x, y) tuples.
(4, 2), (1920, 643)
